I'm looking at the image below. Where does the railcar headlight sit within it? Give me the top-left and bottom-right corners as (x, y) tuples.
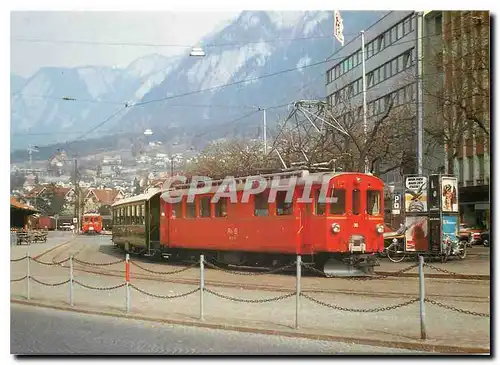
(376, 224), (384, 234)
(331, 223), (341, 233)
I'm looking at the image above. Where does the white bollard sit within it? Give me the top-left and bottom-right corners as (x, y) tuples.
(69, 255), (74, 306)
(126, 253), (130, 313)
(27, 252), (31, 300)
(295, 255), (301, 329)
(419, 255), (427, 340)
(200, 254), (205, 321)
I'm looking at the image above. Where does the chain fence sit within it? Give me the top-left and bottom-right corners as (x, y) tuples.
(130, 284), (200, 299)
(31, 277), (71, 287)
(74, 280), (127, 291)
(205, 287), (296, 303)
(204, 260), (296, 276)
(10, 250), (490, 337)
(32, 257), (70, 266)
(425, 298), (489, 317)
(301, 262), (420, 280)
(10, 275), (27, 282)
(423, 263), (487, 280)
(130, 260), (198, 275)
(74, 258), (125, 267)
(301, 292), (420, 313)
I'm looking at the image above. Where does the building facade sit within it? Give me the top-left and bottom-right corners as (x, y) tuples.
(423, 11), (490, 228)
(325, 11), (418, 185)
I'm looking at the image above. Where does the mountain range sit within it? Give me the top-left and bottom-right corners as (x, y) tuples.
(10, 11), (387, 157)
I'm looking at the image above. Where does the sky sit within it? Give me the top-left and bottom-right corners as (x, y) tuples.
(10, 11), (241, 78)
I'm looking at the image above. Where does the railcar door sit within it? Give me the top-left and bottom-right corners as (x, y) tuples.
(147, 193), (161, 251)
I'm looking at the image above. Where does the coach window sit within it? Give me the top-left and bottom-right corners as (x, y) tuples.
(329, 188), (346, 215)
(314, 189), (325, 216)
(199, 196), (211, 218)
(215, 197), (228, 217)
(367, 190), (381, 215)
(132, 205), (137, 225)
(172, 202), (183, 218)
(254, 192), (269, 216)
(186, 199), (196, 218)
(352, 189), (361, 215)
(276, 191), (293, 216)
(141, 204), (146, 224)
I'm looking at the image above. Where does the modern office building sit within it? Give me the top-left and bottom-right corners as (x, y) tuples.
(423, 10), (490, 227)
(325, 10), (490, 228)
(325, 11), (418, 185)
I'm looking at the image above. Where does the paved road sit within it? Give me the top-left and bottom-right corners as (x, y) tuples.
(11, 304), (422, 355)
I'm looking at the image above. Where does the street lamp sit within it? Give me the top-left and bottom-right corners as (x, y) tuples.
(190, 46), (205, 57)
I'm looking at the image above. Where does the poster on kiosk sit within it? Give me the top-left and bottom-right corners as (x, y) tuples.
(404, 175), (429, 252)
(440, 176), (459, 251)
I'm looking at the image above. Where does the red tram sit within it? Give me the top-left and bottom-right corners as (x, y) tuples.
(111, 170), (385, 276)
(81, 213), (103, 234)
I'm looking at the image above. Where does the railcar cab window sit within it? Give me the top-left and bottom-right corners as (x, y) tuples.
(330, 188), (346, 215)
(215, 197), (228, 217)
(276, 191), (293, 216)
(367, 190), (381, 215)
(314, 189), (325, 216)
(186, 199), (196, 218)
(172, 202), (182, 218)
(352, 189), (361, 215)
(254, 192), (269, 216)
(199, 196), (211, 218)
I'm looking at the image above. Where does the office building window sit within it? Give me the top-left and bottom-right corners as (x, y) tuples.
(378, 35), (385, 51)
(367, 72), (374, 87)
(478, 154), (485, 178)
(384, 30), (391, 45)
(391, 26), (397, 42)
(458, 158), (464, 182)
(467, 156), (474, 182)
(403, 17), (411, 35)
(397, 22), (404, 40)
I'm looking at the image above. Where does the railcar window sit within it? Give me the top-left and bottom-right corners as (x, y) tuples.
(352, 189), (361, 215)
(125, 206), (130, 225)
(215, 197), (228, 217)
(314, 189), (325, 216)
(172, 202), (182, 218)
(199, 197), (211, 218)
(276, 191), (293, 216)
(254, 192), (269, 216)
(119, 208), (123, 225)
(367, 190), (381, 215)
(141, 204), (146, 224)
(186, 200), (196, 218)
(131, 205), (136, 225)
(330, 188), (346, 215)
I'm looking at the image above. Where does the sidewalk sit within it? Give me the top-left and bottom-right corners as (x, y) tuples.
(10, 262), (490, 353)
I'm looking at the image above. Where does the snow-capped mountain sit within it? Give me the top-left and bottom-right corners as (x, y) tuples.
(10, 11), (386, 151)
(11, 53), (181, 150)
(116, 11), (386, 142)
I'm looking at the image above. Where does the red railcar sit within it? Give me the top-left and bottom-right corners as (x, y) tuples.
(159, 170), (385, 275)
(82, 213), (103, 234)
(37, 216), (56, 230)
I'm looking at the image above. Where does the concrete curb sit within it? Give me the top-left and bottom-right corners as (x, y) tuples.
(11, 298), (490, 354)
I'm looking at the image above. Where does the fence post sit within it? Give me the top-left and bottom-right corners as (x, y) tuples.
(27, 252), (31, 300)
(419, 255), (427, 340)
(125, 253), (130, 313)
(69, 255), (74, 306)
(200, 254), (205, 321)
(295, 255), (301, 329)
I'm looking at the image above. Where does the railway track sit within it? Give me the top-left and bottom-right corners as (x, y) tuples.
(27, 239), (490, 303)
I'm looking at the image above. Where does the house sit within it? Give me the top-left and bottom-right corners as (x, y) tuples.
(82, 188), (124, 214)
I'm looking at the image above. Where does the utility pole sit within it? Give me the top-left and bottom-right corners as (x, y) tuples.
(361, 30), (369, 173)
(258, 107), (267, 154)
(416, 11), (424, 175)
(73, 157), (79, 232)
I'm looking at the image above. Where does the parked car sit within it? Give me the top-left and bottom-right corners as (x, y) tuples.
(480, 231), (489, 247)
(60, 223), (72, 231)
(458, 223), (483, 245)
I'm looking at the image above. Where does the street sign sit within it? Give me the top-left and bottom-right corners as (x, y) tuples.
(392, 193), (401, 215)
